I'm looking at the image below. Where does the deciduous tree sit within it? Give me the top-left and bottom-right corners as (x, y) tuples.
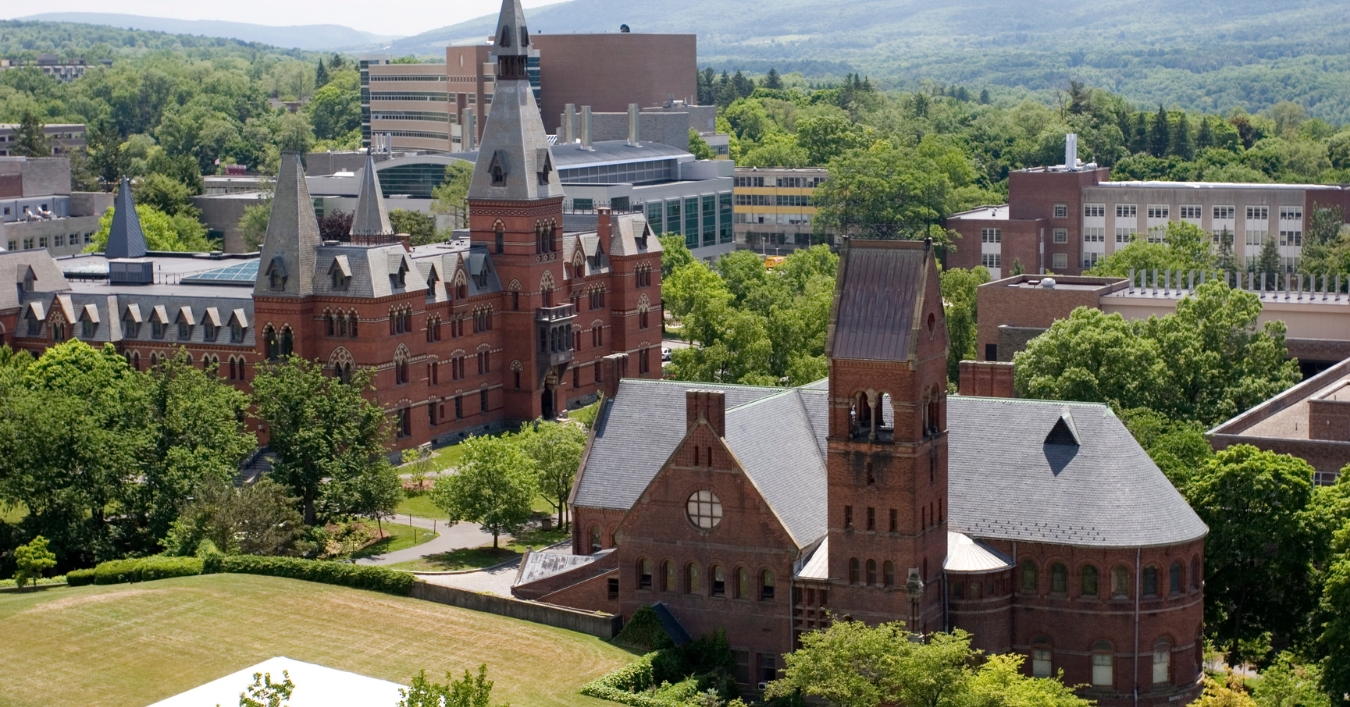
(516, 421), (587, 529)
(431, 436), (535, 549)
(13, 535), (56, 589)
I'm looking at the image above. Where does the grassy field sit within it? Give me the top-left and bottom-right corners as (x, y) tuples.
(0, 574), (634, 707)
(386, 528), (569, 572)
(397, 493), (559, 521)
(350, 521), (438, 560)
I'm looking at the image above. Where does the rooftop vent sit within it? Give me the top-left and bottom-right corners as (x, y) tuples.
(1041, 277), (1057, 289)
(1045, 410), (1081, 446)
(108, 258), (153, 285)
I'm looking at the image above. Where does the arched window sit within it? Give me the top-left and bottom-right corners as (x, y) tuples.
(1050, 563), (1067, 594)
(1081, 565), (1099, 598)
(849, 558), (860, 584)
(711, 565), (725, 597)
(495, 225), (504, 254)
(325, 311), (335, 336)
(1170, 561), (1184, 595)
(737, 567), (750, 599)
(1112, 566), (1130, 598)
(1092, 641), (1114, 687)
(638, 559), (652, 590)
(1152, 638), (1171, 685)
(1021, 560), (1038, 593)
(348, 312), (359, 337)
(130, 351), (141, 371)
(1143, 566), (1158, 597)
(866, 560), (877, 586)
(883, 561), (895, 587)
(760, 570), (775, 600)
(663, 561), (676, 592)
(280, 327), (293, 357)
(589, 526), (601, 553)
(263, 326), (279, 361)
(686, 562), (701, 594)
(1031, 636), (1053, 678)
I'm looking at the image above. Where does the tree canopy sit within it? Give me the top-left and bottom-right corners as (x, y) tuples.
(431, 435), (536, 548)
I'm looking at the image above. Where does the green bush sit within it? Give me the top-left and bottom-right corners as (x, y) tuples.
(93, 556), (203, 584)
(0, 575), (67, 589)
(66, 569), (95, 586)
(207, 555), (414, 595)
(581, 632), (739, 707)
(614, 606), (675, 652)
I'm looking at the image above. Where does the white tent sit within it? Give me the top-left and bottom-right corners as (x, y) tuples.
(145, 656), (406, 707)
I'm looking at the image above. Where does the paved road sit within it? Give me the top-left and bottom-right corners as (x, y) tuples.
(355, 515), (500, 566)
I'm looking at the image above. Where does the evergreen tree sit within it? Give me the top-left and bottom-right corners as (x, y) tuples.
(1254, 236), (1282, 289)
(1130, 112), (1149, 154)
(315, 58), (329, 88)
(978, 88), (990, 104)
(1149, 105), (1171, 158)
(861, 75), (873, 92)
(84, 118), (127, 191)
(329, 53), (347, 71)
(1215, 227), (1237, 273)
(1170, 111), (1194, 160)
(12, 110), (51, 157)
(956, 86), (970, 102)
(731, 70), (755, 99)
(1196, 117), (1214, 150)
(762, 67), (782, 90)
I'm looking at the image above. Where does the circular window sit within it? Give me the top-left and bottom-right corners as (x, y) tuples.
(686, 490), (723, 529)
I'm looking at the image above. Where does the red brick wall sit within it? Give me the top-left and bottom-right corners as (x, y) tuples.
(538, 568), (620, 613)
(975, 277), (1118, 362)
(946, 568), (1014, 653)
(945, 217), (1046, 275)
(1007, 168), (1108, 275)
(533, 34), (698, 134)
(958, 360), (1015, 398)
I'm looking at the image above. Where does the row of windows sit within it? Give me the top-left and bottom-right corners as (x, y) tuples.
(630, 557), (778, 601)
(368, 91), (449, 102)
(847, 558), (898, 586)
(368, 74), (447, 82)
(371, 111), (450, 122)
(981, 253), (1001, 268)
(7, 232), (94, 251)
(981, 228), (1001, 243)
(733, 175), (826, 188)
(425, 389), (492, 428)
(1031, 636), (1181, 688)
(1084, 203), (1304, 222)
(1020, 557), (1198, 599)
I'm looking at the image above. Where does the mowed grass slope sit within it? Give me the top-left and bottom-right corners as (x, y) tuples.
(0, 574), (634, 707)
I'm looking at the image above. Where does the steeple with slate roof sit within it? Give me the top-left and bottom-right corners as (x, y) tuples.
(254, 153), (322, 297)
(106, 176), (148, 259)
(467, 0), (563, 202)
(349, 153), (394, 239)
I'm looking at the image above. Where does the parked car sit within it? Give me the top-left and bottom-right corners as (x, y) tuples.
(661, 347), (672, 361)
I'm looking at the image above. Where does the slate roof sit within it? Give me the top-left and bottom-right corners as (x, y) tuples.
(826, 239), (928, 362)
(105, 177), (148, 259)
(574, 380), (1207, 552)
(349, 154), (393, 238)
(947, 397), (1207, 548)
(311, 243), (428, 299)
(255, 153), (322, 297)
(0, 250), (69, 311)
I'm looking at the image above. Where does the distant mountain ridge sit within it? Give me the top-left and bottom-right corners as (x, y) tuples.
(19, 13), (401, 52)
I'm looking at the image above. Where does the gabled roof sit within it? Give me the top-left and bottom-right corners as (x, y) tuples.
(1, 250), (69, 311)
(609, 214), (662, 258)
(105, 177), (148, 259)
(826, 239), (930, 362)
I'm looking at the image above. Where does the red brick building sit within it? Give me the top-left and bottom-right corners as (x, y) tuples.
(516, 238), (1208, 706)
(0, 0), (663, 451)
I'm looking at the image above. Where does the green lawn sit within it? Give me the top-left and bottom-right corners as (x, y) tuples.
(395, 494), (448, 521)
(0, 574), (634, 707)
(386, 527), (569, 572)
(350, 520), (438, 560)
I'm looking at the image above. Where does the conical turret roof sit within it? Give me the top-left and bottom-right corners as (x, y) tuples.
(350, 153), (393, 238)
(254, 153), (321, 296)
(106, 176), (148, 259)
(468, 0), (562, 203)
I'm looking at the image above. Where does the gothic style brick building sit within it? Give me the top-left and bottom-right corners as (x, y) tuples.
(515, 237), (1207, 707)
(0, 0), (663, 450)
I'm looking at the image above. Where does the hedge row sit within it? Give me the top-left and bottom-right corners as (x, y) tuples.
(204, 555), (414, 595)
(70, 555), (413, 596)
(93, 557), (203, 584)
(581, 653), (681, 707)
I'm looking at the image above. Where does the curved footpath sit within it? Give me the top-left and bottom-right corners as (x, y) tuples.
(355, 515), (498, 566)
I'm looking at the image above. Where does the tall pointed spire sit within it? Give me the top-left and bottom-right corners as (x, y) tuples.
(468, 0), (562, 202)
(106, 176), (148, 259)
(349, 153), (393, 239)
(254, 153), (321, 296)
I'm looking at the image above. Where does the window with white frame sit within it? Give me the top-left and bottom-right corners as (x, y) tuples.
(1084, 204), (1105, 218)
(1280, 229), (1303, 247)
(1053, 228), (1068, 243)
(1147, 205), (1170, 219)
(1280, 206), (1303, 222)
(981, 228), (1002, 243)
(1083, 252), (1101, 268)
(1213, 206), (1236, 220)
(981, 253), (1002, 268)
(1283, 256), (1301, 272)
(1246, 230), (1268, 246)
(1246, 206), (1269, 221)
(1115, 204), (1137, 219)
(1180, 205), (1203, 220)
(1084, 227), (1106, 243)
(1052, 253), (1068, 269)
(1114, 227), (1136, 243)
(1053, 204), (1068, 219)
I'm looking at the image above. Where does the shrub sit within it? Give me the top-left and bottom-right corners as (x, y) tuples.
(581, 632), (740, 707)
(66, 569), (95, 586)
(614, 605), (675, 652)
(93, 556), (203, 584)
(209, 555), (414, 595)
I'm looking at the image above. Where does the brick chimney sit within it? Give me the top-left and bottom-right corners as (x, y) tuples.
(599, 352), (628, 400)
(686, 389), (726, 437)
(959, 360), (1016, 398)
(597, 206), (612, 242)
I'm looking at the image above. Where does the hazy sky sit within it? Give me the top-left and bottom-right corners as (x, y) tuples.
(7, 0), (568, 38)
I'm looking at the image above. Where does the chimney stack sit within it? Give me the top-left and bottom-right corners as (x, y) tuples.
(685, 389), (726, 437)
(563, 103), (576, 144)
(627, 103), (640, 146)
(580, 106), (593, 150)
(597, 206), (612, 242)
(599, 352), (628, 400)
(1065, 133), (1078, 170)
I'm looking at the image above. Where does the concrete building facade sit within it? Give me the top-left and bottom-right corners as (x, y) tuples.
(1, 156), (110, 257)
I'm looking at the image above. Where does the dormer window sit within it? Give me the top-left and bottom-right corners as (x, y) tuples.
(1045, 411), (1081, 446)
(489, 151), (507, 187)
(231, 321), (243, 342)
(498, 25), (512, 48)
(520, 26), (529, 46)
(537, 149), (553, 186)
(265, 257), (287, 292)
(389, 255), (408, 289)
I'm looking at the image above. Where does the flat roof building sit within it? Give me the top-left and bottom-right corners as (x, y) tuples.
(0, 156), (111, 257)
(733, 167), (829, 254)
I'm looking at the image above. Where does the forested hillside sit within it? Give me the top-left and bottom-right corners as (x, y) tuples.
(390, 0), (1350, 122)
(18, 13), (395, 52)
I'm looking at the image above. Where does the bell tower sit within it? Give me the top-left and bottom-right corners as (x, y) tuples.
(823, 238), (949, 633)
(466, 0), (573, 420)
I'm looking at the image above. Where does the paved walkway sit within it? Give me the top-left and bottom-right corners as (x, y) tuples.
(355, 515), (499, 566)
(418, 559), (522, 597)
